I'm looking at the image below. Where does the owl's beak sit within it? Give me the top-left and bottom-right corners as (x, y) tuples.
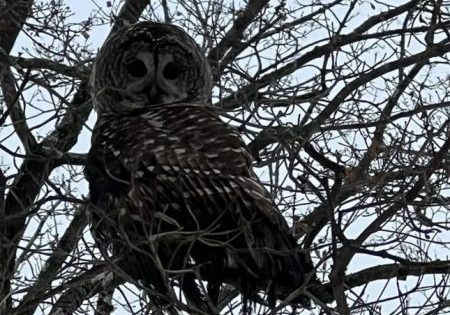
(141, 52), (185, 105)
(147, 79), (168, 104)
(148, 83), (158, 101)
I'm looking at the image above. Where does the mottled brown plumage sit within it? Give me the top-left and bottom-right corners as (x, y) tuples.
(85, 21), (319, 312)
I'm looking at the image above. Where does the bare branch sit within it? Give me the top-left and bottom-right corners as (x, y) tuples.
(14, 207), (88, 315)
(207, 0), (269, 68)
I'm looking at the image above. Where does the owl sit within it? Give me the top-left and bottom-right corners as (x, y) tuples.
(85, 21), (321, 313)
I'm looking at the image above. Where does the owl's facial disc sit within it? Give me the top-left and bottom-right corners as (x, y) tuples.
(123, 50), (189, 105)
(92, 22), (213, 112)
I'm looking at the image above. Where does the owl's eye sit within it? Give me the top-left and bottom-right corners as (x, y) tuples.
(162, 62), (184, 80)
(127, 59), (147, 77)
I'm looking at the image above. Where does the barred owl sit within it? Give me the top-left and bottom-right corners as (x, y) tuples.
(85, 22), (320, 312)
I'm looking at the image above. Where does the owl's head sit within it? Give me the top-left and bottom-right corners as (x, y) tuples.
(90, 22), (212, 113)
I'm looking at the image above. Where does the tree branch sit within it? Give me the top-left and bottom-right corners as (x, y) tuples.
(249, 42), (450, 157)
(345, 261), (450, 289)
(207, 0), (269, 67)
(299, 60), (429, 246)
(0, 0), (35, 310)
(14, 207), (88, 315)
(216, 0), (428, 110)
(47, 267), (119, 315)
(0, 54), (90, 80)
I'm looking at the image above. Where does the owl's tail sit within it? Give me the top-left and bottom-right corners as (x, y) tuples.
(237, 216), (332, 311)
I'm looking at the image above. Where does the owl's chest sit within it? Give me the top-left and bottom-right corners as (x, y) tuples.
(95, 110), (218, 165)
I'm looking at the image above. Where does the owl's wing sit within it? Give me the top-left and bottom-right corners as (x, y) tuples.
(90, 103), (290, 233)
(146, 103), (289, 231)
